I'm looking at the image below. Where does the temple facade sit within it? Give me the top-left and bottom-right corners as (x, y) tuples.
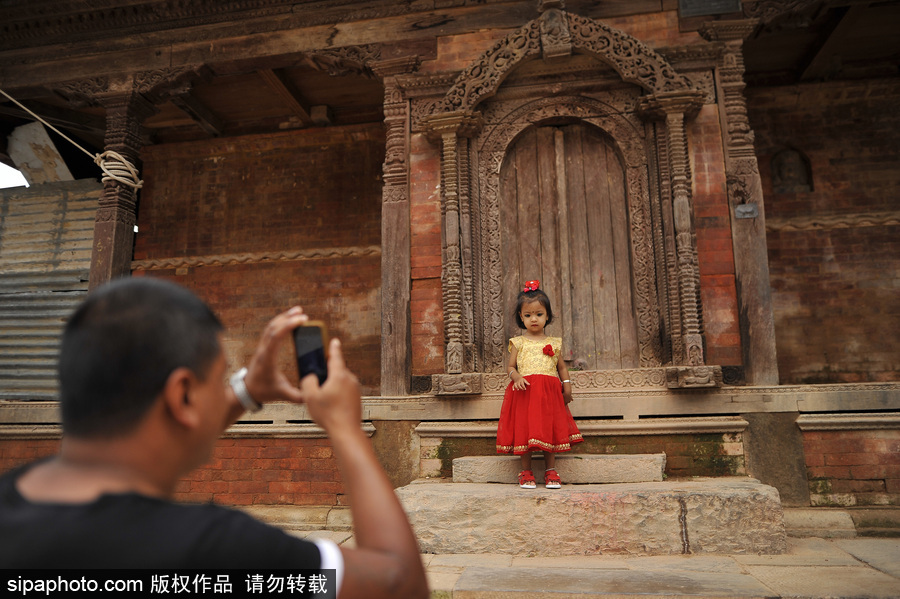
(1, 0), (898, 511)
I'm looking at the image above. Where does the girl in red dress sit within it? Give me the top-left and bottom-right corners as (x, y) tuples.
(496, 281), (583, 488)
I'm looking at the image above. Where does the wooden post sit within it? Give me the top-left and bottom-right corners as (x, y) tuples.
(702, 20), (779, 385)
(373, 57), (419, 396)
(89, 81), (155, 290)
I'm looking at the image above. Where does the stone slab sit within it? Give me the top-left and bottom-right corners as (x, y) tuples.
(397, 479), (786, 556)
(834, 538), (900, 578)
(452, 454), (666, 484)
(452, 566), (776, 598)
(742, 565), (900, 599)
(734, 537), (863, 567)
(783, 507), (856, 538)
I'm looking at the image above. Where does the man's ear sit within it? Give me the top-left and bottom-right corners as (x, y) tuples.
(162, 367), (201, 430)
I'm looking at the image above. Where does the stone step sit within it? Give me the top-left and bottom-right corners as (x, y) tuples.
(453, 454), (666, 484)
(396, 478), (786, 557)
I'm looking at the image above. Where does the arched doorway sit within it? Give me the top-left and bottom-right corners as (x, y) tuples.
(499, 122), (639, 370)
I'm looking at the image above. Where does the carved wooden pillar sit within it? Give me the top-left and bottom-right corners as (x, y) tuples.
(373, 57), (419, 396)
(89, 82), (156, 290)
(422, 111), (483, 375)
(639, 91), (707, 367)
(702, 20), (779, 385)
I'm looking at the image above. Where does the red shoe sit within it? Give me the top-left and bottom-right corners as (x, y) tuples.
(544, 468), (561, 489)
(518, 470), (536, 489)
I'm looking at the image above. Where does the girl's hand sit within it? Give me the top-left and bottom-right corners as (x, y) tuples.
(563, 388), (573, 404)
(512, 376), (530, 391)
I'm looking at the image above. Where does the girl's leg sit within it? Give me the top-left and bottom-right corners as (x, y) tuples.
(543, 451), (555, 470)
(518, 452), (536, 488)
(543, 451), (561, 488)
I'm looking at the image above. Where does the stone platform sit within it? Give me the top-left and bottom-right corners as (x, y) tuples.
(452, 454), (666, 484)
(396, 478), (786, 557)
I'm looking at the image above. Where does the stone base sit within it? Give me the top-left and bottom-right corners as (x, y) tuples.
(397, 478), (786, 556)
(452, 454), (666, 484)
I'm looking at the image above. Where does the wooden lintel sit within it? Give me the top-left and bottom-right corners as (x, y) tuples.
(256, 68), (312, 125)
(0, 100), (105, 141)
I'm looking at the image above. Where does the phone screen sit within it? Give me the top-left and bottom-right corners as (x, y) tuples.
(293, 323), (327, 385)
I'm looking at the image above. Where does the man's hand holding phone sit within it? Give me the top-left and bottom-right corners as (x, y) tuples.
(293, 322), (328, 385)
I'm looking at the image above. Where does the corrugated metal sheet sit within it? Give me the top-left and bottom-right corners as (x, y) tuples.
(0, 180), (100, 401)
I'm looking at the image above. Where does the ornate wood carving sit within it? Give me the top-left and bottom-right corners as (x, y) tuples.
(742, 0), (819, 22)
(131, 245), (381, 271)
(565, 12), (693, 93)
(437, 9), (695, 115)
(637, 91), (707, 367)
(432, 373), (482, 396)
(473, 95), (662, 371)
(766, 210), (900, 233)
(666, 365), (724, 389)
(435, 366), (733, 395)
(89, 88), (156, 290)
(305, 45), (383, 78)
(422, 111), (483, 374)
(539, 7), (573, 59)
(423, 6), (717, 386)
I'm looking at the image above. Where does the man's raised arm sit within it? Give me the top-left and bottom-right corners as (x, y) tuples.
(300, 339), (428, 599)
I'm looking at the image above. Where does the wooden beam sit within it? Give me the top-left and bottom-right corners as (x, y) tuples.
(0, 100), (105, 144)
(800, 4), (868, 81)
(256, 68), (313, 126)
(170, 92), (223, 137)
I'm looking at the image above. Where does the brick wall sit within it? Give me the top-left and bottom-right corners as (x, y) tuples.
(803, 430), (900, 506)
(0, 437), (344, 507)
(136, 124), (385, 393)
(409, 132), (444, 376)
(748, 78), (900, 383)
(175, 438), (344, 507)
(0, 439), (59, 473)
(691, 104), (742, 366)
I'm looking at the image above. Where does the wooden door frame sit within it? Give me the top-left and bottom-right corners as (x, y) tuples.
(471, 95), (662, 373)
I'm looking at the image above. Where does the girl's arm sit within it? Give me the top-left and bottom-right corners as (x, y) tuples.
(557, 350), (573, 404)
(507, 343), (529, 390)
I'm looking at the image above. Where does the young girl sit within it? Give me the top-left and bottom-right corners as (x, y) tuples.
(496, 280), (583, 489)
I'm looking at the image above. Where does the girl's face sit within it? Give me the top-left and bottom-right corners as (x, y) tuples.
(519, 300), (548, 334)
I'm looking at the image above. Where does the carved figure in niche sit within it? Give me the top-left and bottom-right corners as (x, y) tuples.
(771, 148), (812, 193)
(497, 281), (582, 489)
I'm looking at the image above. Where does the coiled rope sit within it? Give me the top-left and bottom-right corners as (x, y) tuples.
(0, 87), (143, 190)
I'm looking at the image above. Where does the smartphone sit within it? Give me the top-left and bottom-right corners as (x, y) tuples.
(293, 322), (328, 385)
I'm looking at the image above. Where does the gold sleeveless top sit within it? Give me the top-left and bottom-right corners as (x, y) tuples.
(509, 335), (562, 377)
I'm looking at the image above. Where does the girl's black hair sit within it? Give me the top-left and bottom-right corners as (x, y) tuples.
(514, 288), (554, 329)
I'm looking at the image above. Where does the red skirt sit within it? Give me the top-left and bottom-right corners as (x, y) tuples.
(496, 374), (583, 454)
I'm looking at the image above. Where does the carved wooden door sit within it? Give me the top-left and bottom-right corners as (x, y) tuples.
(500, 123), (639, 369)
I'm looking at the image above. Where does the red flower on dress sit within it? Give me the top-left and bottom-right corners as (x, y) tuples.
(523, 280), (540, 292)
(543, 344), (554, 357)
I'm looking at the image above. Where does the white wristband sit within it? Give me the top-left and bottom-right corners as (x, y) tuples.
(561, 379), (570, 384)
(230, 367), (262, 413)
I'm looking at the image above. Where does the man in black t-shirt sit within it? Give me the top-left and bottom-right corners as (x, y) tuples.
(0, 278), (428, 599)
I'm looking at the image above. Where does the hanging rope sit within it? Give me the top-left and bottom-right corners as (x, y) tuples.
(0, 87), (143, 190)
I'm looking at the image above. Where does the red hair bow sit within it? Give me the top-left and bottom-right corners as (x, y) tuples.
(523, 280), (540, 292)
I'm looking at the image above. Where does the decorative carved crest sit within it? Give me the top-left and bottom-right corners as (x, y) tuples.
(306, 45), (383, 78)
(436, 8), (697, 115)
